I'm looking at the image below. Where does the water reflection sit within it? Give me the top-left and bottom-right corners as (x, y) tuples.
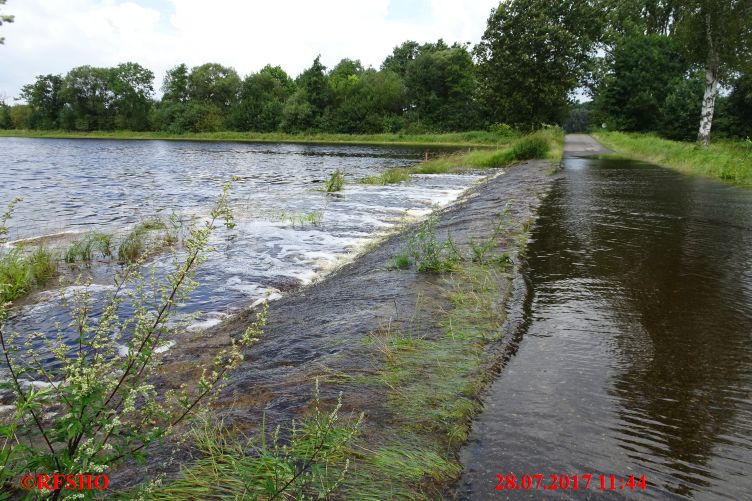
(459, 158), (752, 499)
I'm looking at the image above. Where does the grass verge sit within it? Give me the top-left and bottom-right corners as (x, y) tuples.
(359, 128), (564, 185)
(593, 131), (752, 186)
(0, 129), (518, 148)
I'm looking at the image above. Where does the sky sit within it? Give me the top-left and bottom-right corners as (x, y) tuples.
(0, 0), (500, 101)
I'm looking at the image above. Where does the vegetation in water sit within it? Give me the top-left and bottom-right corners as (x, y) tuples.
(324, 169), (345, 193)
(594, 132), (752, 186)
(0, 199), (58, 304)
(117, 217), (176, 263)
(65, 231), (114, 263)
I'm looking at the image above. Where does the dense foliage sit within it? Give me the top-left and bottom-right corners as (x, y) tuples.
(589, 0), (752, 141)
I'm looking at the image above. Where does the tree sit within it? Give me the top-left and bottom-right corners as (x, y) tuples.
(725, 72), (752, 137)
(109, 62), (154, 130)
(0, 0), (13, 45)
(674, 0), (752, 144)
(593, 34), (688, 131)
(282, 56), (332, 131)
(162, 64), (190, 104)
(229, 65), (294, 131)
(475, 0), (602, 128)
(328, 68), (405, 133)
(598, 0), (681, 39)
(404, 45), (479, 131)
(657, 73), (704, 140)
(19, 74), (64, 129)
(59, 66), (115, 130)
(382, 41), (421, 77)
(0, 99), (10, 128)
(188, 63), (241, 111)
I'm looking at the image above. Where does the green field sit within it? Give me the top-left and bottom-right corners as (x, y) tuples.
(594, 132), (752, 187)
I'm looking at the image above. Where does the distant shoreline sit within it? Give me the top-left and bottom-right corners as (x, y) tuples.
(0, 129), (505, 149)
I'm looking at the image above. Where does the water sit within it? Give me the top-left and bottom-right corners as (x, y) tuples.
(459, 157), (752, 499)
(0, 137), (481, 365)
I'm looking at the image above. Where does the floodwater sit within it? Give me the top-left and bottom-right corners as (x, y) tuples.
(459, 156), (752, 499)
(0, 137), (481, 366)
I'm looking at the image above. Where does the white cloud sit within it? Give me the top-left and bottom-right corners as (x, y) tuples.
(0, 0), (499, 100)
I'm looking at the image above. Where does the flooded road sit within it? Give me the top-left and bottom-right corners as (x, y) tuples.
(459, 141), (752, 499)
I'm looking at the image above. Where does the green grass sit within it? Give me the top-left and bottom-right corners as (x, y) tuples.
(65, 231), (113, 263)
(0, 129), (518, 147)
(0, 247), (58, 303)
(405, 215), (462, 273)
(360, 168), (412, 185)
(358, 128), (564, 185)
(391, 253), (412, 270)
(133, 389), (361, 500)
(338, 257), (516, 499)
(325, 169), (345, 193)
(116, 218), (175, 263)
(593, 131), (752, 186)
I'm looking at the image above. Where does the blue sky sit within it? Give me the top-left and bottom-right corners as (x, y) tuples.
(0, 0), (498, 101)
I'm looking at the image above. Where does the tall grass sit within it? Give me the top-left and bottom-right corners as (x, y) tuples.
(594, 132), (752, 186)
(65, 231), (113, 263)
(359, 128), (563, 185)
(0, 247), (57, 303)
(140, 385), (361, 500)
(324, 169), (345, 193)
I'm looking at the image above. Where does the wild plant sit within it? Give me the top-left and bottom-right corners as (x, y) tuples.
(0, 183), (267, 498)
(406, 215), (462, 273)
(468, 204), (512, 265)
(324, 169), (345, 193)
(139, 380), (362, 500)
(65, 232), (114, 263)
(0, 202), (57, 303)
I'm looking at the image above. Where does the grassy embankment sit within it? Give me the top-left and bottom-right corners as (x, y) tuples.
(359, 128), (564, 185)
(138, 132), (563, 500)
(0, 129), (512, 147)
(594, 131), (752, 186)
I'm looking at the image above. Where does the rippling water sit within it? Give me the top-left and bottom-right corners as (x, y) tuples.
(0, 137), (481, 363)
(460, 157), (752, 499)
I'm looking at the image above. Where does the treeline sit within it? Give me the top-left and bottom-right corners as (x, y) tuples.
(583, 0), (752, 141)
(0, 40), (482, 135)
(2, 0), (751, 141)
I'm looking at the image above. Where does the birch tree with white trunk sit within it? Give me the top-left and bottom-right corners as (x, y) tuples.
(675, 0), (752, 145)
